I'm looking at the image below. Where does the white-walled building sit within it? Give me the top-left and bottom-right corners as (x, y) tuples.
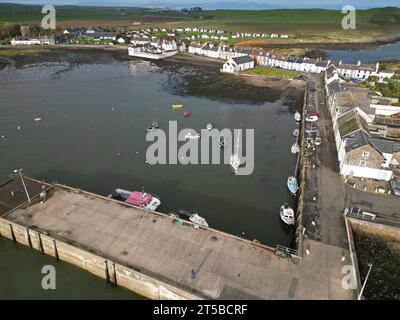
(222, 56), (254, 73)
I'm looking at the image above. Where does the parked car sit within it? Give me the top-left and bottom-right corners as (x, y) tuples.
(390, 179), (400, 196)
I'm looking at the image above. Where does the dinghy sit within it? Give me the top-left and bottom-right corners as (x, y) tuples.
(280, 203), (295, 225)
(291, 143), (300, 154)
(287, 176), (299, 196)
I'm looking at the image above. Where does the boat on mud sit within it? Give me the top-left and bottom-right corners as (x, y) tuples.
(280, 203), (295, 225)
(287, 176), (299, 196)
(109, 188), (161, 211)
(169, 210), (209, 228)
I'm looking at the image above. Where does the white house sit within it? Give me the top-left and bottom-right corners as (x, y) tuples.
(222, 56), (254, 73)
(161, 40), (177, 52)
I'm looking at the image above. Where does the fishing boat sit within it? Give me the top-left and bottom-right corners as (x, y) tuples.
(219, 136), (225, 149)
(291, 143), (300, 154)
(287, 176), (299, 196)
(280, 203), (295, 225)
(146, 121), (159, 132)
(184, 132), (200, 140)
(305, 112), (319, 122)
(294, 112), (301, 122)
(206, 123), (213, 131)
(183, 111), (192, 117)
(109, 188), (161, 211)
(293, 129), (299, 137)
(171, 104), (184, 110)
(230, 133), (241, 174)
(169, 210), (209, 228)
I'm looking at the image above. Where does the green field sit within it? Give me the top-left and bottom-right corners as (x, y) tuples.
(250, 67), (300, 78)
(0, 4), (399, 43)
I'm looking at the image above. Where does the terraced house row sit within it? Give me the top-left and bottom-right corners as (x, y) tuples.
(324, 65), (400, 183)
(188, 42), (395, 81)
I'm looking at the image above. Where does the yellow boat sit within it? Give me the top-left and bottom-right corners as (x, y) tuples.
(171, 104), (184, 110)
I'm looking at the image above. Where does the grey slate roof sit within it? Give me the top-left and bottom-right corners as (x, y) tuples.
(232, 55), (253, 64)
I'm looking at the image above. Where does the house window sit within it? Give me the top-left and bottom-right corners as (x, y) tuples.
(359, 160), (367, 167)
(362, 152), (369, 158)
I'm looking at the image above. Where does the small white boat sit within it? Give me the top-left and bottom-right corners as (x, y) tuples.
(287, 176), (299, 196)
(34, 117), (43, 122)
(291, 143), (300, 154)
(184, 132), (200, 140)
(171, 210), (209, 228)
(294, 112), (301, 122)
(218, 136), (225, 149)
(206, 123), (213, 131)
(146, 122), (159, 132)
(230, 133), (241, 174)
(280, 203), (295, 225)
(189, 213), (209, 228)
(293, 129), (299, 137)
(314, 137), (322, 146)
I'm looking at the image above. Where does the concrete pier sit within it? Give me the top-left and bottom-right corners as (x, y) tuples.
(0, 177), (353, 300)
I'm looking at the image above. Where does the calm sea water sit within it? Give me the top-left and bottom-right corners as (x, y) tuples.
(325, 41), (400, 63)
(0, 60), (299, 298)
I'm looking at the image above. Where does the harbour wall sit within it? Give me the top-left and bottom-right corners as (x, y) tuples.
(293, 82), (308, 256)
(0, 192), (204, 300)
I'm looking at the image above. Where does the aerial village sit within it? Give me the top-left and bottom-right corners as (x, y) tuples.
(9, 24), (400, 195)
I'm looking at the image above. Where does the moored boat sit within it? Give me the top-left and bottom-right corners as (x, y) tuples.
(294, 112), (301, 122)
(291, 143), (300, 154)
(206, 123), (213, 131)
(219, 136), (225, 149)
(146, 121), (159, 132)
(184, 132), (200, 140)
(230, 133), (241, 174)
(280, 203), (295, 225)
(169, 210), (209, 228)
(293, 129), (299, 137)
(109, 188), (161, 211)
(171, 104), (184, 110)
(287, 176), (299, 196)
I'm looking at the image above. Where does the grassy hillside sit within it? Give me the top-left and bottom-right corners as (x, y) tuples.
(0, 4), (399, 43)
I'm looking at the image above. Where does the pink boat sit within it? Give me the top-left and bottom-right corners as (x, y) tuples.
(109, 188), (161, 211)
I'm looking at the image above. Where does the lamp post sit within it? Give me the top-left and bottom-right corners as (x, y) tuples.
(358, 263), (373, 300)
(14, 168), (31, 203)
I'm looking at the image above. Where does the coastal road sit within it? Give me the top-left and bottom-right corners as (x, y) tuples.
(303, 74), (348, 249)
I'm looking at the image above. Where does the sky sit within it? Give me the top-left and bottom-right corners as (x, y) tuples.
(0, 0), (398, 10)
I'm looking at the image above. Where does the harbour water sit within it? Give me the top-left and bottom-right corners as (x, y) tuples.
(324, 41), (400, 63)
(0, 60), (300, 298)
